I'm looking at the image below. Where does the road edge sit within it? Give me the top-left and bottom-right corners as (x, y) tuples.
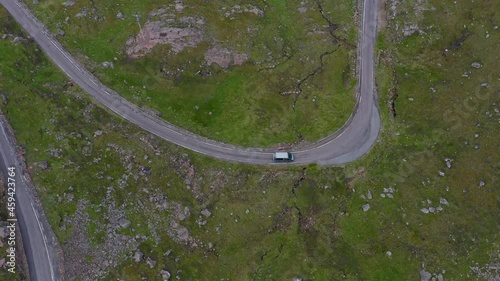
(0, 110), (64, 281)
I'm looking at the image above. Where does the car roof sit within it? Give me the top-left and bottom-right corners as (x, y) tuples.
(274, 152), (290, 158)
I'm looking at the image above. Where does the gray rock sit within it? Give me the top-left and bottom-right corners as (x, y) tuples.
(62, 0), (75, 7)
(201, 209), (211, 217)
(362, 204), (370, 212)
(367, 190), (372, 200)
(0, 258), (5, 268)
(58, 30), (65, 37)
(471, 62), (482, 69)
(65, 193), (74, 202)
(133, 251), (143, 262)
(386, 193), (394, 199)
(176, 211), (186, 221)
(40, 160), (49, 170)
(421, 208), (429, 214)
(403, 24), (419, 36)
(420, 270), (432, 281)
(479, 181), (485, 187)
(102, 61), (114, 69)
(116, 12), (125, 20)
(94, 130), (103, 137)
(13, 37), (23, 43)
(184, 207), (191, 217)
(160, 270), (171, 281)
(428, 207), (436, 213)
(445, 158), (453, 169)
(437, 274), (444, 281)
(386, 251), (392, 257)
(146, 257), (156, 268)
(118, 218), (131, 229)
(439, 198), (449, 205)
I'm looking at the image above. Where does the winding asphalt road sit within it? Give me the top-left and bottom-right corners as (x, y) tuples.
(1, 0), (380, 166)
(0, 0), (378, 279)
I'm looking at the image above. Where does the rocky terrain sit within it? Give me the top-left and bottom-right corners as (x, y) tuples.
(125, 4), (252, 69)
(2, 0), (498, 279)
(125, 17), (205, 58)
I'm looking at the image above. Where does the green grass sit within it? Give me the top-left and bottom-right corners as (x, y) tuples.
(0, 18), (28, 270)
(0, 0), (499, 280)
(23, 0), (358, 147)
(0, 10), (351, 279)
(337, 0), (500, 279)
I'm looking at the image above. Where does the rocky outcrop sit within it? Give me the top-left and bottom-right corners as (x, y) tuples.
(204, 47), (249, 68)
(125, 21), (204, 58)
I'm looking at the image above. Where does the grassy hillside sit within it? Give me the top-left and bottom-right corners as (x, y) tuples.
(0, 0), (498, 280)
(23, 0), (359, 147)
(341, 0), (500, 278)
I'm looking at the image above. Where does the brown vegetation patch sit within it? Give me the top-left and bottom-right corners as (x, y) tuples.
(299, 206), (318, 232)
(268, 207), (293, 233)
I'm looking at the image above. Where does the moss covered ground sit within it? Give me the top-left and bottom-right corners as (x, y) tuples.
(0, 0), (498, 279)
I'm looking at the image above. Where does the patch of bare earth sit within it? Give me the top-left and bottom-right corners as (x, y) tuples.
(125, 7), (250, 68)
(125, 21), (204, 58)
(378, 0), (388, 29)
(204, 47), (249, 68)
